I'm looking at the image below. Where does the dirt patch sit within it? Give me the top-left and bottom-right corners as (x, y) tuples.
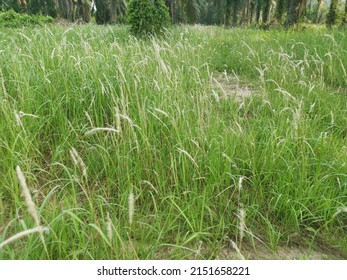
(212, 73), (253, 103)
(217, 244), (344, 260)
(152, 241), (345, 260)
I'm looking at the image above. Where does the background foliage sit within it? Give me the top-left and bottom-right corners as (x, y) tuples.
(0, 9), (53, 27)
(0, 0), (346, 28)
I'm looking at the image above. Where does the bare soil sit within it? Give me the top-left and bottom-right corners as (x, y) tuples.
(212, 73), (253, 102)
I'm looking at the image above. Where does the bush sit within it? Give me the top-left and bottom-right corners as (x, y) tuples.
(0, 10), (53, 28)
(128, 0), (170, 37)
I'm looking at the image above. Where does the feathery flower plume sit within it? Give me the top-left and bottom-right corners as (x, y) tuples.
(69, 148), (78, 166)
(333, 207), (347, 218)
(0, 226), (49, 250)
(85, 127), (119, 136)
(293, 102), (302, 136)
(177, 148), (198, 168)
(0, 68), (8, 101)
(128, 193), (134, 226)
(84, 111), (94, 127)
(14, 111), (22, 127)
(238, 176), (244, 193)
(238, 208), (246, 250)
(152, 40), (171, 77)
(107, 212), (113, 242)
(115, 106), (122, 133)
(70, 147), (87, 181)
(228, 237), (245, 260)
(153, 108), (170, 118)
(18, 111), (39, 119)
(16, 166), (40, 227)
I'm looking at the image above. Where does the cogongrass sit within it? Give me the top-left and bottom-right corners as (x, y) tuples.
(0, 25), (346, 259)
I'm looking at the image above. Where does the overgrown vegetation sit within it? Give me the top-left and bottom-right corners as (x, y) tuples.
(0, 9), (53, 28)
(0, 25), (346, 259)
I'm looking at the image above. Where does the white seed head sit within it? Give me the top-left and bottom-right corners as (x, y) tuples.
(238, 176), (245, 192)
(106, 212), (113, 242)
(333, 207), (347, 218)
(177, 148), (198, 168)
(228, 237), (245, 260)
(115, 106), (122, 133)
(16, 166), (40, 227)
(128, 193), (135, 226)
(70, 147), (87, 181)
(69, 149), (78, 166)
(84, 111), (94, 127)
(84, 127), (119, 136)
(238, 208), (246, 242)
(14, 111), (22, 126)
(0, 226), (49, 250)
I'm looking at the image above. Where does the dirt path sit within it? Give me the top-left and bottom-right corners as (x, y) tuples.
(212, 72), (253, 103)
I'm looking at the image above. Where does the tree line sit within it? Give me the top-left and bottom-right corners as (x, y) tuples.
(0, 0), (346, 27)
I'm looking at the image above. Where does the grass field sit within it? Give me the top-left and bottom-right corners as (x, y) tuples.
(0, 25), (346, 259)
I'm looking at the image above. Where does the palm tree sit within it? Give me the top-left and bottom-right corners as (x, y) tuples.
(94, 0), (111, 24)
(327, 0), (338, 26)
(315, 0), (324, 23)
(184, 0), (200, 23)
(225, 0), (232, 26)
(240, 0), (251, 25)
(249, 0), (256, 24)
(285, 0), (300, 27)
(109, 0), (127, 22)
(232, 0), (240, 26)
(57, 0), (75, 20)
(276, 0), (286, 22)
(77, 0), (91, 22)
(164, 0), (200, 24)
(261, 0), (271, 25)
(45, 0), (57, 17)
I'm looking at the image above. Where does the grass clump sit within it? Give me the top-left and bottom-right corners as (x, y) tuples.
(0, 10), (53, 28)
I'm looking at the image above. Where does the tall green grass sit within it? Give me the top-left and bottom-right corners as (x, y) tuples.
(0, 25), (346, 259)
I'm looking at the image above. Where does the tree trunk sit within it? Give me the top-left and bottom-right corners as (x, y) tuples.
(315, 0), (323, 23)
(276, 0), (285, 21)
(262, 0), (271, 25)
(46, 0), (57, 17)
(297, 0), (308, 19)
(327, 0), (338, 26)
(225, 0), (232, 27)
(250, 0), (256, 24)
(95, 0), (111, 24)
(285, 0), (299, 27)
(165, 0), (176, 23)
(110, 0), (117, 22)
(232, 0), (239, 27)
(18, 0), (28, 12)
(57, 0), (67, 18)
(80, 0), (91, 22)
(255, 0), (261, 24)
(176, 0), (184, 23)
(241, 0), (250, 25)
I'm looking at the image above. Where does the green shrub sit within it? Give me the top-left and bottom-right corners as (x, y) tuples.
(0, 10), (53, 28)
(128, 0), (170, 37)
